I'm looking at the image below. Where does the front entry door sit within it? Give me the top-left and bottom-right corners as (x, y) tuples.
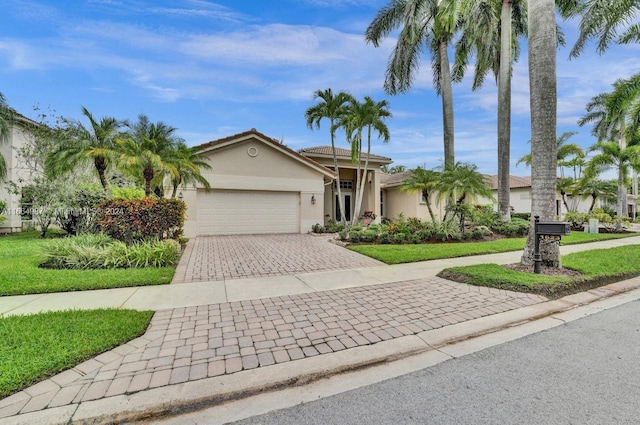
(335, 193), (352, 222)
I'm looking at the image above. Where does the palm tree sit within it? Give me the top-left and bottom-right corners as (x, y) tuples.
(365, 0), (462, 171)
(560, 0), (640, 58)
(0, 93), (13, 181)
(46, 106), (121, 196)
(399, 166), (442, 222)
(305, 89), (354, 224)
(168, 141), (212, 199)
(341, 96), (392, 221)
(454, 0), (527, 222)
(382, 164), (407, 174)
(437, 162), (494, 230)
(556, 176), (576, 213)
(584, 140), (640, 231)
(522, 0), (559, 268)
(117, 114), (182, 197)
(517, 132), (585, 177)
(577, 177), (617, 213)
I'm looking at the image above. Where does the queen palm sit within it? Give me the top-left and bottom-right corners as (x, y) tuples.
(522, 0), (559, 268)
(305, 89), (353, 224)
(341, 96), (391, 221)
(365, 0), (462, 171)
(118, 114), (182, 197)
(46, 106), (121, 196)
(454, 0), (527, 222)
(168, 141), (212, 199)
(399, 166), (441, 222)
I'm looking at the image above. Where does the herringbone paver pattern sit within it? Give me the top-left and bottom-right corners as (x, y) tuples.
(0, 277), (546, 418)
(172, 234), (384, 283)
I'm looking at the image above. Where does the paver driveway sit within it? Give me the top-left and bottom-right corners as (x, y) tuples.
(172, 234), (384, 283)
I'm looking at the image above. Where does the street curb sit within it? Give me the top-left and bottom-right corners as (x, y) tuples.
(4, 278), (640, 425)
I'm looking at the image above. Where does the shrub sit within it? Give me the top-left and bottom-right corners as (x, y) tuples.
(110, 186), (146, 200)
(564, 212), (588, 230)
(494, 218), (530, 237)
(349, 231), (362, 243)
(470, 205), (501, 228)
(393, 233), (407, 244)
(361, 230), (378, 243)
(311, 223), (325, 233)
(338, 230), (348, 241)
(379, 232), (391, 244)
(435, 220), (461, 242)
(409, 234), (421, 244)
(56, 184), (106, 236)
(511, 212), (531, 221)
(41, 234), (181, 269)
(0, 200), (6, 225)
(98, 198), (186, 243)
(325, 221), (345, 233)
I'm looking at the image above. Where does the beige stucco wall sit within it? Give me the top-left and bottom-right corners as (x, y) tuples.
(181, 138), (327, 237)
(383, 187), (445, 222)
(0, 123), (33, 233)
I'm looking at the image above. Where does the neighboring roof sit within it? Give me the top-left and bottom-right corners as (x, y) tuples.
(380, 171), (411, 188)
(485, 175), (532, 190)
(299, 146), (393, 164)
(4, 108), (40, 128)
(192, 129), (336, 179)
(381, 172), (533, 190)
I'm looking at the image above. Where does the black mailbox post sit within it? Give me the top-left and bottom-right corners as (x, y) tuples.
(534, 215), (571, 274)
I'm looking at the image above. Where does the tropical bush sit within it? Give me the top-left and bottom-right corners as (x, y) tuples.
(98, 198), (186, 243)
(0, 200), (6, 225)
(564, 211), (589, 230)
(56, 183), (106, 236)
(111, 185), (146, 200)
(41, 234), (181, 269)
(493, 218), (530, 237)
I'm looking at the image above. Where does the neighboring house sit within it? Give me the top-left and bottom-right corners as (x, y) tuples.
(0, 111), (37, 233)
(298, 146), (392, 225)
(477, 175), (638, 218)
(380, 171), (446, 221)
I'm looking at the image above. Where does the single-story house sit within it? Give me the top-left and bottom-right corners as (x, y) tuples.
(180, 129), (392, 237)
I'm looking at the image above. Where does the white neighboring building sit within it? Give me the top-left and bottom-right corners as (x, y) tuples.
(0, 111), (37, 233)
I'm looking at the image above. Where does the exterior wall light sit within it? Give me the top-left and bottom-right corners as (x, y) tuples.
(178, 191), (184, 200)
(311, 195), (316, 205)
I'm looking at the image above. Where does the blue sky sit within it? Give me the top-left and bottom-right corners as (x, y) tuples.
(1, 0), (639, 176)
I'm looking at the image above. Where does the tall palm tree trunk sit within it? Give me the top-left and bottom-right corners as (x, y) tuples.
(439, 39), (455, 171)
(617, 163), (625, 231)
(497, 0), (512, 222)
(354, 127), (372, 221)
(330, 120), (346, 224)
(144, 166), (154, 197)
(94, 156), (112, 197)
(522, 0), (559, 267)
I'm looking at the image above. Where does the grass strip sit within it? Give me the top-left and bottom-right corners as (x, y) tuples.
(348, 231), (638, 264)
(0, 309), (153, 398)
(0, 232), (174, 296)
(439, 244), (640, 298)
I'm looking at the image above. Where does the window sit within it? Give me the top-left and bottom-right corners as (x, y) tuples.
(380, 190), (384, 217)
(335, 180), (353, 190)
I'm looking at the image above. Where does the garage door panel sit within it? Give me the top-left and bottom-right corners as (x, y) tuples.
(197, 190), (299, 235)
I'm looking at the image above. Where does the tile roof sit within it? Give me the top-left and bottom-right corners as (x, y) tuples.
(299, 146), (393, 163)
(192, 129), (335, 178)
(485, 175), (532, 190)
(381, 172), (533, 190)
(380, 171), (412, 187)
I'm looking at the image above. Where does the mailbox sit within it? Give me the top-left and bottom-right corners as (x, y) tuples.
(536, 222), (571, 237)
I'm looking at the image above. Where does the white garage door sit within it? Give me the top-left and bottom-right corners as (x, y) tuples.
(197, 190), (300, 235)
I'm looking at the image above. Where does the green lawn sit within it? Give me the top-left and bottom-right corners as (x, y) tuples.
(0, 309), (153, 398)
(439, 245), (640, 297)
(348, 231), (638, 264)
(0, 232), (175, 296)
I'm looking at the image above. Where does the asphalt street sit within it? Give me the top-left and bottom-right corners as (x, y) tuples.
(230, 299), (640, 425)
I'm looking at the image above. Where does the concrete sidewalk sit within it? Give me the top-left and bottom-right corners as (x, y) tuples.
(1, 236), (639, 424)
(2, 235), (639, 317)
